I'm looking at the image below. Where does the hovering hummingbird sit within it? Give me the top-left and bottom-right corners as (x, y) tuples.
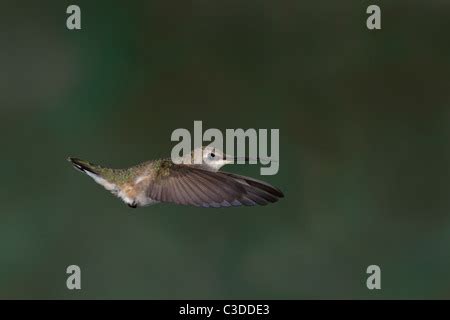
(67, 147), (284, 208)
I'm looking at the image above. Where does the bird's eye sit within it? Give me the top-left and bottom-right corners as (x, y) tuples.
(210, 153), (216, 158)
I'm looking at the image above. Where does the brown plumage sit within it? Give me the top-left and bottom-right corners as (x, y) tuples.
(143, 163), (283, 207)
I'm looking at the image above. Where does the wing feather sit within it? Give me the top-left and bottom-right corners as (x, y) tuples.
(144, 163), (284, 207)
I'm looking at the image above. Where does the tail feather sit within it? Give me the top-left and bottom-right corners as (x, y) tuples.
(67, 157), (99, 175)
(67, 157), (120, 194)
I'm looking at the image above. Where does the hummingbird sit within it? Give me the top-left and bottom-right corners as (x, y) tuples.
(67, 146), (284, 208)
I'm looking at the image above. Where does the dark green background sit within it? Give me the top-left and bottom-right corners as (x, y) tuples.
(1, 0), (449, 299)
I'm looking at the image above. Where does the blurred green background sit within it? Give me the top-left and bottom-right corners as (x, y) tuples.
(1, 0), (449, 299)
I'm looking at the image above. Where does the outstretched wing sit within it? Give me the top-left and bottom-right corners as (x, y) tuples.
(144, 165), (284, 208)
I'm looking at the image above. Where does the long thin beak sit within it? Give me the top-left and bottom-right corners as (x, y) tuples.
(233, 156), (259, 161)
(231, 156), (260, 163)
(225, 155), (275, 164)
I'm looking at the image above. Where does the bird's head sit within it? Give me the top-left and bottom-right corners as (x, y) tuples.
(197, 146), (231, 171)
(179, 146), (258, 172)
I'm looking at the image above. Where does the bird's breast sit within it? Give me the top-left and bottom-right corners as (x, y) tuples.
(121, 179), (159, 207)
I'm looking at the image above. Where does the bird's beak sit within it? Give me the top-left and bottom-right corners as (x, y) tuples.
(224, 154), (275, 165)
(233, 156), (259, 161)
(228, 156), (260, 164)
